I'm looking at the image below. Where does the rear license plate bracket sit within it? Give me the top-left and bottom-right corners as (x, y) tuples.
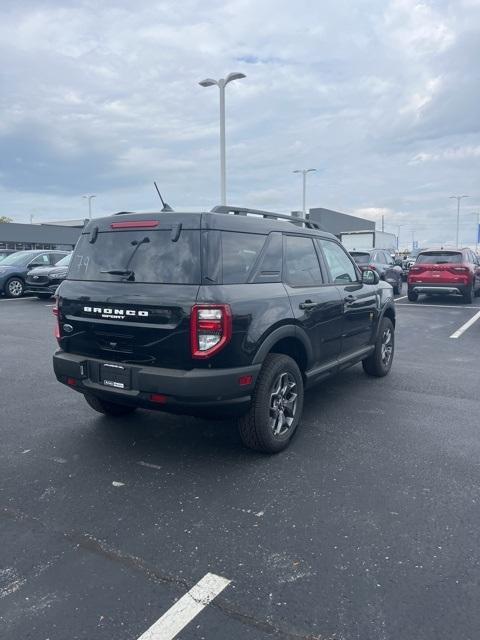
(101, 363), (131, 390)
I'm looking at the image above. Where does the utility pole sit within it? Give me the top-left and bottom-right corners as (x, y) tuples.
(381, 215), (385, 232)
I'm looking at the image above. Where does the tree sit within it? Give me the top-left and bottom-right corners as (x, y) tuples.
(0, 216), (13, 223)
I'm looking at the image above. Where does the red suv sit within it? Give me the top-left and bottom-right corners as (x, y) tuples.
(408, 248), (480, 303)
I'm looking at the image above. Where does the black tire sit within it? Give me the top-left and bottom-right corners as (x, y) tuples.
(393, 281), (401, 295)
(84, 394), (137, 416)
(36, 293), (52, 299)
(5, 277), (24, 298)
(237, 354), (304, 454)
(475, 286), (480, 298)
(463, 285), (473, 304)
(362, 317), (394, 377)
(407, 290), (418, 302)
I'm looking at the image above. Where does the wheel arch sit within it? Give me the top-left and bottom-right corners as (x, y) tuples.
(252, 325), (313, 374)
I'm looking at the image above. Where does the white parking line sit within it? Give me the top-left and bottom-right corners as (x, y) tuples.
(0, 296), (37, 302)
(449, 310), (480, 339)
(395, 295), (408, 301)
(136, 573), (231, 640)
(397, 303), (477, 310)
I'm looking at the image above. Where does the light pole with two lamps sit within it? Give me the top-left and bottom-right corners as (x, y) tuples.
(293, 168), (316, 218)
(199, 73), (246, 206)
(449, 194), (469, 248)
(82, 194), (96, 220)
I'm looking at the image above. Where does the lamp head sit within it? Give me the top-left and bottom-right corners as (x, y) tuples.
(199, 78), (218, 87)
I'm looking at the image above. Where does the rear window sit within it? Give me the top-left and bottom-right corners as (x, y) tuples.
(351, 252), (370, 264)
(416, 252), (462, 264)
(68, 229), (200, 284)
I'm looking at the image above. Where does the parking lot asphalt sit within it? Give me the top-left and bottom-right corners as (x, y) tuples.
(1, 289), (480, 640)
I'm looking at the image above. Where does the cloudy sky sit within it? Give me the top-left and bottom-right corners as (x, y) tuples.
(0, 0), (479, 248)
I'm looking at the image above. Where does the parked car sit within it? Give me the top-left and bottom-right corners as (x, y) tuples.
(0, 250), (16, 262)
(25, 253), (72, 299)
(350, 249), (403, 294)
(407, 248), (480, 303)
(0, 250), (69, 298)
(53, 206), (396, 453)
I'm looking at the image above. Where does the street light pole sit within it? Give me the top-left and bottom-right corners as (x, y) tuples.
(449, 195), (470, 248)
(82, 194), (96, 219)
(293, 168), (316, 217)
(199, 72), (246, 205)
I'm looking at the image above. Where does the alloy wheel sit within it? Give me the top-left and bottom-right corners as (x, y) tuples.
(381, 327), (393, 366)
(8, 280), (23, 297)
(269, 371), (298, 437)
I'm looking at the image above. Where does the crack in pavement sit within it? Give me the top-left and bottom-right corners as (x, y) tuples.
(1, 507), (328, 640)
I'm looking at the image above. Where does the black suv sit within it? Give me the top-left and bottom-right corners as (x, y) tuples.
(53, 207), (396, 453)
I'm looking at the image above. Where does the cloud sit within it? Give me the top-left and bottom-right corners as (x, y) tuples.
(0, 0), (479, 248)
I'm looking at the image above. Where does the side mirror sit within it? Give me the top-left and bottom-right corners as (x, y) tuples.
(27, 262), (38, 269)
(362, 269), (379, 285)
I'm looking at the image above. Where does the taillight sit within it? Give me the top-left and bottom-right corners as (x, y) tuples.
(409, 266), (421, 273)
(53, 296), (61, 340)
(190, 304), (232, 359)
(451, 266), (469, 273)
(368, 264), (377, 271)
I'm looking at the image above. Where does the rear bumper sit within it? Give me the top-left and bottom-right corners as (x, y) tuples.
(53, 351), (261, 416)
(408, 283), (467, 295)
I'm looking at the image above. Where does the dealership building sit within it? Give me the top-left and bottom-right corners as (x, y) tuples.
(0, 222), (83, 252)
(308, 207), (375, 237)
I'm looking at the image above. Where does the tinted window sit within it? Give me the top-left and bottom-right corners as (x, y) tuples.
(416, 252), (462, 264)
(285, 236), (322, 286)
(221, 232), (265, 284)
(68, 230), (200, 284)
(351, 252), (370, 264)
(318, 239), (357, 284)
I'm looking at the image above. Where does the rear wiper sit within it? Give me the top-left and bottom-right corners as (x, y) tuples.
(101, 269), (134, 276)
(101, 236), (150, 281)
(100, 268), (135, 281)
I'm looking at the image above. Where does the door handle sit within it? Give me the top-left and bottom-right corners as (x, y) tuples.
(299, 300), (318, 310)
(344, 294), (356, 304)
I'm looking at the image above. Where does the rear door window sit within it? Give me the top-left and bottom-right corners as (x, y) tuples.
(416, 252), (462, 264)
(284, 236), (323, 286)
(221, 232), (266, 284)
(68, 229), (201, 284)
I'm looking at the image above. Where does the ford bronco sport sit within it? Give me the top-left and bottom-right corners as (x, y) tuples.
(53, 206), (396, 453)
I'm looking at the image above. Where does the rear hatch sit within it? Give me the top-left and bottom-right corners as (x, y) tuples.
(408, 251), (468, 284)
(57, 214), (201, 369)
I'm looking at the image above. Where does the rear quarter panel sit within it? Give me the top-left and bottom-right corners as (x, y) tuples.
(196, 283), (294, 367)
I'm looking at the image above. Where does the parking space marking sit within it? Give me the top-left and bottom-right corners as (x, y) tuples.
(0, 296), (37, 302)
(449, 310), (480, 339)
(136, 572), (231, 640)
(395, 295), (408, 301)
(396, 303), (478, 310)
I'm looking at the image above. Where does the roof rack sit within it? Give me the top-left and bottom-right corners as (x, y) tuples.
(211, 205), (321, 230)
